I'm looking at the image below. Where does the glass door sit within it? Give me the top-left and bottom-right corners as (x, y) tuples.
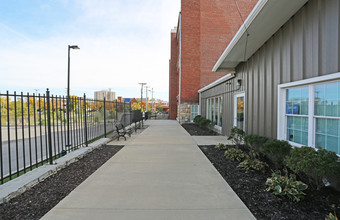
(234, 93), (245, 130)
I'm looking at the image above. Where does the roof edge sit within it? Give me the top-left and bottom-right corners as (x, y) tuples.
(212, 0), (268, 72)
(198, 73), (235, 93)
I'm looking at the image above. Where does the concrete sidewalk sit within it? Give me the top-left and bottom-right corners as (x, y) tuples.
(42, 120), (255, 220)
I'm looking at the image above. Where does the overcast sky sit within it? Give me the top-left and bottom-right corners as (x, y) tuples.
(0, 0), (180, 100)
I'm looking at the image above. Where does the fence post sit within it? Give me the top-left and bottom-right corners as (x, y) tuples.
(46, 89), (53, 165)
(104, 97), (106, 138)
(115, 101), (118, 121)
(83, 94), (88, 147)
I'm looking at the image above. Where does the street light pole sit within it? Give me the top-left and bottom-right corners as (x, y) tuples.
(145, 86), (149, 112)
(138, 83), (146, 112)
(67, 45), (80, 150)
(151, 88), (154, 112)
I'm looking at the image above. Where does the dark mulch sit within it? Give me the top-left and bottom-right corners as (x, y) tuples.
(182, 123), (220, 136)
(0, 145), (123, 220)
(199, 145), (340, 220)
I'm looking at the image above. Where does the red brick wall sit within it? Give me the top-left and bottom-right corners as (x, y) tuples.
(169, 31), (179, 120)
(200, 0), (258, 88)
(169, 0), (258, 118)
(181, 0), (201, 104)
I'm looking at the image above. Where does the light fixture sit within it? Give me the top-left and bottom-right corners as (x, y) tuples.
(237, 79), (242, 87)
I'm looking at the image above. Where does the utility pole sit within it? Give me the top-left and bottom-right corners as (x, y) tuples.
(145, 86), (149, 112)
(138, 83), (146, 127)
(138, 83), (146, 112)
(151, 88), (154, 112)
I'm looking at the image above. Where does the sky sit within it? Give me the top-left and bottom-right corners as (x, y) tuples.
(0, 0), (181, 100)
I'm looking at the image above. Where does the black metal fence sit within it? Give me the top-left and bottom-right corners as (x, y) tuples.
(0, 89), (141, 184)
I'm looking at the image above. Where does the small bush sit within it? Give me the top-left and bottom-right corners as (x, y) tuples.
(227, 127), (245, 147)
(238, 156), (268, 173)
(215, 143), (228, 150)
(199, 118), (211, 128)
(285, 146), (340, 190)
(261, 139), (292, 169)
(244, 134), (269, 152)
(193, 115), (203, 125)
(224, 148), (246, 161)
(265, 171), (308, 202)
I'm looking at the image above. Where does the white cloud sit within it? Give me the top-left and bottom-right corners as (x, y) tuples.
(0, 0), (180, 100)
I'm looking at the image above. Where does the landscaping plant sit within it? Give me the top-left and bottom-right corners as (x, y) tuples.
(285, 146), (340, 190)
(238, 151), (268, 173)
(326, 205), (339, 220)
(198, 118), (211, 128)
(193, 115), (203, 125)
(215, 143), (228, 150)
(261, 139), (292, 169)
(265, 170), (308, 202)
(244, 134), (269, 152)
(227, 127), (245, 147)
(224, 148), (246, 161)
(327, 212), (338, 220)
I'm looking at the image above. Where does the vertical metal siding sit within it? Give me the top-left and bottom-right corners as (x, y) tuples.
(200, 0), (340, 138)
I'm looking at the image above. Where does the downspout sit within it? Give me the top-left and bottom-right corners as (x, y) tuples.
(178, 12), (182, 123)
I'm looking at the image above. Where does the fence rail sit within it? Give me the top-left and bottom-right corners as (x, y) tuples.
(0, 89), (141, 184)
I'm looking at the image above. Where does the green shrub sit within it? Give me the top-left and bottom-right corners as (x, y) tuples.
(285, 146), (340, 190)
(193, 115), (203, 125)
(261, 139), (292, 169)
(244, 134), (269, 152)
(224, 148), (246, 161)
(238, 156), (268, 173)
(265, 171), (308, 202)
(227, 127), (245, 147)
(215, 143), (228, 150)
(199, 118), (211, 128)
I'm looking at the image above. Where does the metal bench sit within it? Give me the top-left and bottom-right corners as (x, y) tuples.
(115, 123), (132, 141)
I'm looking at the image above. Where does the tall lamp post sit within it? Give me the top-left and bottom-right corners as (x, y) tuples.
(145, 86), (150, 112)
(67, 45), (80, 150)
(138, 83), (146, 112)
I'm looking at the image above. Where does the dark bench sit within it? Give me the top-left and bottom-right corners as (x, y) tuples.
(115, 123), (132, 141)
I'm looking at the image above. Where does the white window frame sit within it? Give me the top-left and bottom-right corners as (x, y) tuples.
(277, 72), (340, 151)
(206, 96), (223, 131)
(233, 92), (246, 130)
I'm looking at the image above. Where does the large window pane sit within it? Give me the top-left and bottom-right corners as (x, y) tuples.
(219, 97), (223, 127)
(286, 87), (308, 115)
(287, 116), (308, 145)
(316, 118), (340, 154)
(236, 96), (244, 130)
(315, 81), (340, 117)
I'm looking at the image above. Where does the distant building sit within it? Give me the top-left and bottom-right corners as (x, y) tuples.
(117, 96), (124, 103)
(94, 89), (116, 101)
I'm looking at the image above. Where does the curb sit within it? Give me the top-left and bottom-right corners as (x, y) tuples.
(0, 138), (111, 204)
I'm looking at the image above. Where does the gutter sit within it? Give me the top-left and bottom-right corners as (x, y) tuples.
(198, 73), (235, 93)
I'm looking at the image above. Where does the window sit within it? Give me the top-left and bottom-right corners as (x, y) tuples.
(278, 74), (340, 155)
(286, 87), (309, 145)
(190, 105), (199, 122)
(206, 96), (223, 128)
(234, 93), (245, 130)
(314, 81), (340, 153)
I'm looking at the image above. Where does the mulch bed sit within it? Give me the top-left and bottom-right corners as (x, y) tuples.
(0, 145), (123, 220)
(182, 123), (220, 136)
(199, 145), (340, 219)
(181, 122), (340, 219)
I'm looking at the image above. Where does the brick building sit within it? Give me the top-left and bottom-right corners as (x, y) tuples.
(169, 0), (258, 121)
